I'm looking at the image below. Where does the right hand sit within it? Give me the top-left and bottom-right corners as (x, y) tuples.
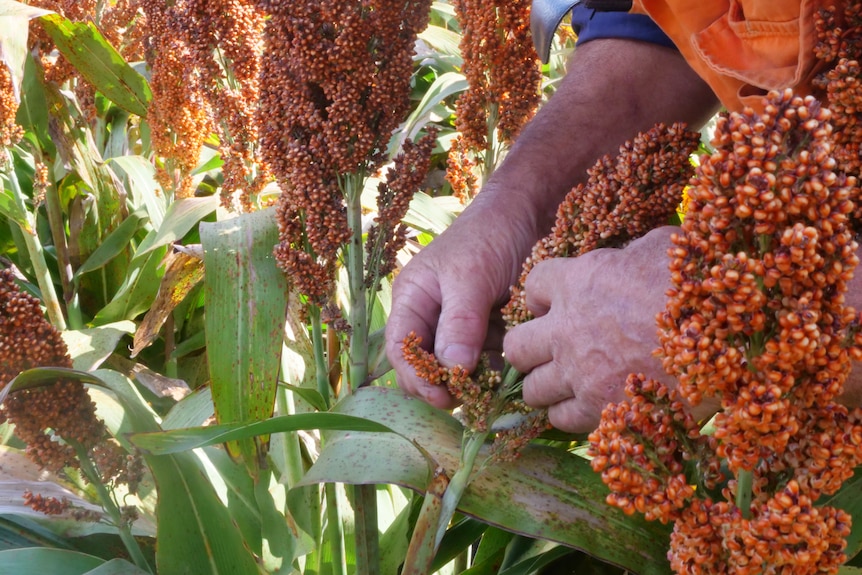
(385, 192), (538, 408)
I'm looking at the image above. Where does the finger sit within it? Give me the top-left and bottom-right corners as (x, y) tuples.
(546, 397), (603, 434)
(502, 317), (554, 373)
(523, 259), (569, 318)
(520, 359), (575, 408)
(434, 274), (498, 371)
(386, 274), (458, 409)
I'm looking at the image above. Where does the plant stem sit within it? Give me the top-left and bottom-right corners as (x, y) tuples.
(435, 431), (489, 549)
(42, 163), (82, 329)
(323, 483), (348, 575)
(343, 172), (368, 391)
(72, 442), (152, 573)
(736, 468), (753, 519)
(402, 468), (449, 575)
(342, 172), (380, 575)
(309, 305), (331, 409)
(5, 151), (66, 330)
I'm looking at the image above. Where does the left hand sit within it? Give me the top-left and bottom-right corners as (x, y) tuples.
(504, 226), (711, 433)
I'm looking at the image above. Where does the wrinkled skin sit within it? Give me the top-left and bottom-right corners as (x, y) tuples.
(385, 38), (721, 428)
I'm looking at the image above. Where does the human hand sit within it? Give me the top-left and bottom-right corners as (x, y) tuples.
(385, 193), (538, 408)
(504, 227), (714, 433)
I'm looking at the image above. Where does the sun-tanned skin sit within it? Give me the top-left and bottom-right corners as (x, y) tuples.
(385, 38), (862, 432)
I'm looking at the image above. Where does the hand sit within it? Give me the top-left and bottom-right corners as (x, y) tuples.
(385, 191), (538, 408)
(504, 227), (705, 433)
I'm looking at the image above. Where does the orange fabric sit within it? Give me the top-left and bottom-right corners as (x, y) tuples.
(630, 0), (831, 111)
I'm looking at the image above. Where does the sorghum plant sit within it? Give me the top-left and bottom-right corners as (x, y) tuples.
(590, 88), (862, 574)
(446, 0), (541, 200)
(400, 121), (700, 569)
(0, 268), (148, 567)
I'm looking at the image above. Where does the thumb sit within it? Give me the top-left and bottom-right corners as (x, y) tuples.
(434, 288), (494, 371)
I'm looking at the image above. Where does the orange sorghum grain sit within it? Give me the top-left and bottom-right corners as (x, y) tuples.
(366, 129), (439, 286)
(503, 122), (700, 326)
(588, 375), (714, 524)
(0, 64), (23, 152)
(0, 269), (143, 490)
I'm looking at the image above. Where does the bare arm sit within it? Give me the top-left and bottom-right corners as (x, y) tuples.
(386, 38), (720, 406)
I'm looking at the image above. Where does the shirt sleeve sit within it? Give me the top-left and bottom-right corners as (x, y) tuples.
(571, 4), (676, 49)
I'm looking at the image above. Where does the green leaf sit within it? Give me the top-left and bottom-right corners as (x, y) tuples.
(129, 413), (394, 454)
(394, 72), (466, 152)
(61, 320), (136, 371)
(0, 175), (29, 229)
(109, 156), (167, 229)
(404, 192), (460, 236)
(93, 246), (165, 324)
(74, 209), (149, 278)
(1, 368), (261, 575)
(0, 548), (104, 575)
(0, 0), (53, 98)
(39, 14), (151, 117)
(301, 387), (674, 575)
(16, 53), (53, 153)
(200, 208), (288, 476)
(136, 196), (219, 257)
(83, 559), (152, 575)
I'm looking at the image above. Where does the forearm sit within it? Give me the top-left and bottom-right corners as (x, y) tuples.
(461, 38), (720, 268)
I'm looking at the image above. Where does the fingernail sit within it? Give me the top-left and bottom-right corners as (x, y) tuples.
(440, 344), (476, 368)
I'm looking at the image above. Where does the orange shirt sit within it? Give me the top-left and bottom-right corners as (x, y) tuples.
(630, 0), (831, 111)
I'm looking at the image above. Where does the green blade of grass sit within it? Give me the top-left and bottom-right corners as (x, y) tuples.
(39, 14), (151, 117)
(200, 207), (288, 478)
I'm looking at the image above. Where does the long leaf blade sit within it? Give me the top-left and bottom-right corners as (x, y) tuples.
(39, 14), (151, 116)
(200, 208), (288, 475)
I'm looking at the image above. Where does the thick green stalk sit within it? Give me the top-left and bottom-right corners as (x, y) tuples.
(434, 431), (489, 549)
(309, 306), (331, 409)
(342, 172), (380, 575)
(42, 165), (82, 329)
(323, 483), (348, 575)
(344, 172), (368, 391)
(402, 468), (450, 575)
(5, 151), (66, 330)
(72, 442), (151, 573)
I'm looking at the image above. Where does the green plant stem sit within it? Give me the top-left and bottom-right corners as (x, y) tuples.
(309, 306), (331, 409)
(275, 379), (305, 488)
(72, 442), (152, 573)
(342, 172), (380, 575)
(435, 431), (489, 549)
(43, 168), (82, 329)
(402, 468), (449, 575)
(5, 151), (66, 330)
(323, 483), (348, 575)
(344, 172), (368, 391)
(736, 468), (753, 519)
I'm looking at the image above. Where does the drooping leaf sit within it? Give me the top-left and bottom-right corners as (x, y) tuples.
(301, 387), (674, 575)
(61, 321), (136, 371)
(0, 0), (53, 99)
(135, 196), (219, 257)
(200, 208), (288, 476)
(39, 14), (151, 117)
(0, 548), (103, 575)
(1, 368), (261, 575)
(74, 208), (149, 278)
(129, 413), (394, 455)
(16, 53), (53, 153)
(132, 251), (203, 357)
